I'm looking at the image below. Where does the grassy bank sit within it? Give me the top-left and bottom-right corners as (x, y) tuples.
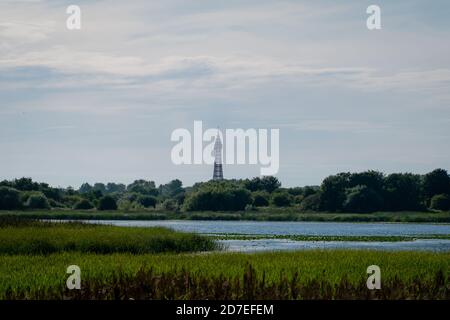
(0, 250), (448, 299)
(0, 217), (218, 254)
(1, 209), (450, 223)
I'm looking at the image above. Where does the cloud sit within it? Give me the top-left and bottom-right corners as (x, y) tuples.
(279, 119), (389, 133)
(2, 47), (449, 102)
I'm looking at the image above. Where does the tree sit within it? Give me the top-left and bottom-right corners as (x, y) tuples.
(349, 171), (384, 192)
(93, 183), (107, 194)
(319, 173), (351, 211)
(127, 180), (158, 196)
(106, 183), (126, 194)
(383, 173), (423, 211)
(343, 185), (383, 213)
(137, 195), (158, 208)
(73, 199), (94, 210)
(26, 193), (50, 209)
(0, 187), (21, 210)
(98, 195), (117, 211)
(260, 176), (281, 193)
(40, 186), (62, 201)
(300, 193), (321, 211)
(252, 191), (269, 207)
(271, 192), (293, 207)
(243, 176), (281, 193)
(430, 194), (450, 211)
(12, 177), (39, 191)
(423, 169), (450, 200)
(302, 186), (319, 197)
(159, 179), (183, 198)
(79, 183), (93, 193)
(161, 199), (178, 211)
(184, 182), (252, 211)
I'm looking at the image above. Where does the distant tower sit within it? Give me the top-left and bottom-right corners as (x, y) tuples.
(213, 128), (223, 180)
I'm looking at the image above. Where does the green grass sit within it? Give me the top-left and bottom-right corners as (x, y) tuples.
(0, 217), (218, 254)
(0, 250), (448, 299)
(0, 216), (448, 299)
(210, 233), (450, 242)
(1, 209), (450, 222)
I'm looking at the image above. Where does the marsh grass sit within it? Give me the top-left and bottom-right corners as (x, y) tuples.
(0, 216), (218, 254)
(0, 251), (448, 299)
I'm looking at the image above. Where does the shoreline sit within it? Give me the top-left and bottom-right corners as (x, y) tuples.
(2, 210), (450, 223)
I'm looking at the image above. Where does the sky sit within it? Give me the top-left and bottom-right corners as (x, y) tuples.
(0, 0), (449, 188)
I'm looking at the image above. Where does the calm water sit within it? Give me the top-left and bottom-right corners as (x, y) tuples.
(220, 239), (450, 252)
(84, 220), (450, 236)
(81, 220), (450, 252)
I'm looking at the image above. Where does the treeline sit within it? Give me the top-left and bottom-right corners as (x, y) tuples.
(0, 168), (450, 213)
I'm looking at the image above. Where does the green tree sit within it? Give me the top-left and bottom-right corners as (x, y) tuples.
(423, 169), (450, 200)
(319, 173), (351, 211)
(79, 183), (93, 193)
(271, 192), (293, 207)
(98, 195), (118, 211)
(11, 178), (39, 191)
(159, 179), (183, 197)
(343, 185), (383, 213)
(161, 199), (178, 211)
(127, 180), (158, 196)
(252, 191), (270, 207)
(430, 194), (450, 211)
(106, 183), (126, 194)
(0, 187), (21, 210)
(26, 193), (50, 209)
(73, 199), (94, 210)
(300, 193), (321, 211)
(184, 182), (252, 211)
(383, 173), (423, 211)
(93, 183), (107, 194)
(137, 195), (158, 208)
(244, 176), (281, 193)
(349, 171), (384, 192)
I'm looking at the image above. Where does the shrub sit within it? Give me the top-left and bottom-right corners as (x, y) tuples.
(137, 195), (158, 208)
(300, 193), (321, 211)
(0, 187), (21, 210)
(271, 192), (293, 207)
(430, 194), (450, 211)
(98, 196), (117, 211)
(49, 199), (66, 208)
(252, 191), (269, 207)
(73, 199), (94, 210)
(61, 195), (84, 208)
(245, 204), (257, 211)
(26, 193), (50, 209)
(161, 199), (178, 211)
(293, 195), (304, 205)
(184, 184), (252, 211)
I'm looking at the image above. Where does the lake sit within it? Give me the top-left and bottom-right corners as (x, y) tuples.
(81, 220), (450, 252)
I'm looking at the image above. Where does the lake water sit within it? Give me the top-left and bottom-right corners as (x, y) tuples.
(81, 220), (450, 252)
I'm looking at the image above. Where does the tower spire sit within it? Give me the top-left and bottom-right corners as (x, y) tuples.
(213, 127), (223, 180)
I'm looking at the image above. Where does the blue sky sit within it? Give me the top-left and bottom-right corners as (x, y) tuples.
(1, 0), (449, 188)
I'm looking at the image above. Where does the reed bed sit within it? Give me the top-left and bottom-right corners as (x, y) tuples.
(0, 216), (218, 254)
(1, 251), (448, 299)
